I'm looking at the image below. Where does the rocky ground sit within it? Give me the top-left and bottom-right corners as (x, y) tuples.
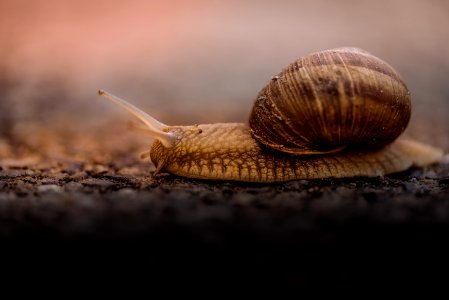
(1, 124), (448, 292)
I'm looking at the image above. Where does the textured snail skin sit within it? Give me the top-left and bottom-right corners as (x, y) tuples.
(150, 123), (443, 182)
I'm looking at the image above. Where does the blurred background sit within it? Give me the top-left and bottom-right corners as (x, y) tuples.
(1, 0), (448, 163)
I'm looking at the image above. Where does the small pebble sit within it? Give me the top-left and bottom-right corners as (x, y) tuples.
(40, 178), (60, 185)
(71, 171), (88, 180)
(64, 181), (84, 191)
(37, 184), (62, 193)
(85, 164), (109, 174)
(116, 188), (137, 198)
(63, 163), (84, 174)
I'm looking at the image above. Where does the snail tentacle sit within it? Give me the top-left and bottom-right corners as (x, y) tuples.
(98, 89), (177, 148)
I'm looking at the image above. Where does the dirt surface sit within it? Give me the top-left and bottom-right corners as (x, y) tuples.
(1, 124), (448, 292)
(2, 1), (449, 294)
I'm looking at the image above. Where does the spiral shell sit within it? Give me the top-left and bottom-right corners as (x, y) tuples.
(249, 47), (411, 155)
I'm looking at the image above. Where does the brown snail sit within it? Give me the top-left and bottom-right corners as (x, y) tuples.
(99, 47), (443, 182)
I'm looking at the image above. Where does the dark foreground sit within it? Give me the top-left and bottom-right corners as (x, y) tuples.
(1, 149), (449, 293)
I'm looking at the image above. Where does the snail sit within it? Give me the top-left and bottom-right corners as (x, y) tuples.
(99, 47), (443, 182)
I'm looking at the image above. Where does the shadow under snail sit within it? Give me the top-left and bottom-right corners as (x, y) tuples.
(99, 47), (443, 182)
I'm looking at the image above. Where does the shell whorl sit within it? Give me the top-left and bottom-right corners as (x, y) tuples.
(249, 47), (411, 155)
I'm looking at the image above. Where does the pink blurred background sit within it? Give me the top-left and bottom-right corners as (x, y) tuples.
(1, 0), (448, 154)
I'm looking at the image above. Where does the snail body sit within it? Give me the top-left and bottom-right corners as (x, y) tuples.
(99, 47), (443, 182)
(150, 123), (441, 182)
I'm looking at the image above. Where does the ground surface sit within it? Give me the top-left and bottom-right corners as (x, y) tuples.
(2, 1), (449, 293)
(1, 126), (448, 291)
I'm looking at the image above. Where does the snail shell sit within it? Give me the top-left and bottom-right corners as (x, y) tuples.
(249, 47), (411, 155)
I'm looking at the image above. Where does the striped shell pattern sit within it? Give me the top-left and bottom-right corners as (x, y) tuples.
(249, 47), (411, 155)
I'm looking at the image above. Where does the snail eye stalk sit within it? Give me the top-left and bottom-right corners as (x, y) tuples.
(98, 89), (177, 148)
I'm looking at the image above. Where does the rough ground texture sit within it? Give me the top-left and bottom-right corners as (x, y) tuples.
(1, 1), (449, 294)
(1, 125), (448, 292)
